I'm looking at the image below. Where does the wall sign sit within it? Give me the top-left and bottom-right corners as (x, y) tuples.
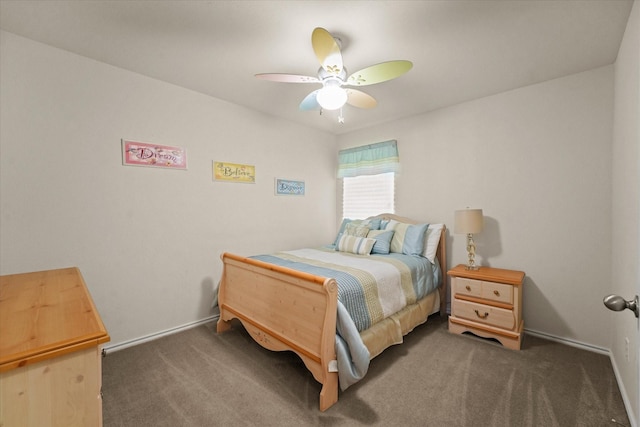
(275, 178), (305, 196)
(122, 140), (187, 169)
(213, 161), (256, 183)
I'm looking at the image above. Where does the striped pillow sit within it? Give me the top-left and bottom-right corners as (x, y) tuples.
(385, 220), (429, 256)
(335, 234), (376, 255)
(332, 218), (373, 246)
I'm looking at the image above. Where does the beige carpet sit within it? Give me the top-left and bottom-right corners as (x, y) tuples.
(102, 316), (630, 426)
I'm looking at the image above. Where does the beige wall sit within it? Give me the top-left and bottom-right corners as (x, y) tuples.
(338, 66), (614, 350)
(612, 1), (639, 423)
(2, 10), (638, 422)
(0, 31), (338, 346)
(337, 8), (639, 417)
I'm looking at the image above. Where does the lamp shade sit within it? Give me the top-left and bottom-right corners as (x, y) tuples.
(454, 209), (484, 234)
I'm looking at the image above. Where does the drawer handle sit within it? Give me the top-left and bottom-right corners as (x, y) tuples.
(474, 309), (489, 319)
(493, 290), (500, 296)
(465, 285), (471, 291)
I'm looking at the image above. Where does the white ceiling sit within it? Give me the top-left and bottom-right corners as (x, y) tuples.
(0, 0), (633, 135)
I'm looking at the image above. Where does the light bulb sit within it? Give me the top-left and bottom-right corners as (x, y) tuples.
(317, 80), (347, 110)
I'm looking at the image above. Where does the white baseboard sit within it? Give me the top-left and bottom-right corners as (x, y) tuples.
(609, 351), (638, 427)
(103, 314), (220, 355)
(524, 327), (609, 354)
(105, 319), (607, 355)
(525, 328), (636, 427)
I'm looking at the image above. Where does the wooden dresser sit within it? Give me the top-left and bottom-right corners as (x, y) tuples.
(448, 264), (525, 350)
(0, 267), (110, 426)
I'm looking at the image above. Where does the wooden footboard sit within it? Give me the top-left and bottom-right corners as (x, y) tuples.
(217, 253), (339, 411)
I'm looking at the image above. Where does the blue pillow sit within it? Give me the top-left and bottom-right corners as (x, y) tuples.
(367, 218), (382, 230)
(368, 230), (395, 255)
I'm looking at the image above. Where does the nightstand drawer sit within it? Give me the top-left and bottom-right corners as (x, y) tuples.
(454, 277), (513, 304)
(454, 277), (482, 297)
(481, 281), (513, 304)
(453, 298), (515, 330)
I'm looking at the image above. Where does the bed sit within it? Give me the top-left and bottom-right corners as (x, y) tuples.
(216, 214), (447, 411)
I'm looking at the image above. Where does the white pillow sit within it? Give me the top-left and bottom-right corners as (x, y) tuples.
(423, 224), (444, 263)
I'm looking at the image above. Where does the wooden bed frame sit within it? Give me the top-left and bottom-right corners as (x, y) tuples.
(216, 214), (447, 411)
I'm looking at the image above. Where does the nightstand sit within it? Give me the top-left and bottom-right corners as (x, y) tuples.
(448, 264), (525, 350)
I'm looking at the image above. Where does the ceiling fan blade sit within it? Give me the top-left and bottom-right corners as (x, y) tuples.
(346, 89), (377, 109)
(299, 90), (321, 111)
(255, 73), (320, 83)
(312, 27), (343, 75)
(346, 60), (413, 86)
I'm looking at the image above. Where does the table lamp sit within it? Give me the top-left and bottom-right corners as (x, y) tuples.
(454, 208), (484, 270)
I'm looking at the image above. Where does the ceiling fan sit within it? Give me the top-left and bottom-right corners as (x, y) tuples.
(255, 27), (413, 122)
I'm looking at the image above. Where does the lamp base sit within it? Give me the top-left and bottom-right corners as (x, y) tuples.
(465, 233), (478, 271)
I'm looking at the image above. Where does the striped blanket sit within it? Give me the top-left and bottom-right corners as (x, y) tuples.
(251, 247), (439, 332)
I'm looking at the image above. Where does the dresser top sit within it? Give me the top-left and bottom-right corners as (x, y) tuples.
(0, 267), (110, 372)
(447, 264), (525, 285)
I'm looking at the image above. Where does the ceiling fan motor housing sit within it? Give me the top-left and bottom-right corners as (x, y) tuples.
(318, 66), (347, 83)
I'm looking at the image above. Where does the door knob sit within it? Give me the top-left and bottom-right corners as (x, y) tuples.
(603, 294), (639, 318)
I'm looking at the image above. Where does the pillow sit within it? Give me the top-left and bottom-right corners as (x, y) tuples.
(345, 222), (370, 237)
(385, 220), (429, 256)
(367, 230), (395, 255)
(335, 234), (376, 255)
(332, 218), (379, 246)
(423, 223), (444, 263)
(336, 217), (354, 232)
(332, 218), (356, 246)
(367, 218), (383, 230)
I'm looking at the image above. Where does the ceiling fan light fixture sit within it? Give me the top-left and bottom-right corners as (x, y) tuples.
(317, 79), (347, 110)
(256, 27), (412, 116)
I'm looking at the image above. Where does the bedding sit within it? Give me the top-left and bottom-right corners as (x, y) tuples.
(251, 247), (441, 389)
(252, 248), (440, 332)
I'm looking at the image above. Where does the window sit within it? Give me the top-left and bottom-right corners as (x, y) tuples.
(342, 172), (395, 219)
(338, 140), (399, 219)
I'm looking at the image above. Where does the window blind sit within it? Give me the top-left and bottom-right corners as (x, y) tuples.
(342, 172), (395, 219)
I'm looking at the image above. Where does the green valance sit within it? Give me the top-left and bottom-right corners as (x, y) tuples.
(337, 140), (400, 178)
